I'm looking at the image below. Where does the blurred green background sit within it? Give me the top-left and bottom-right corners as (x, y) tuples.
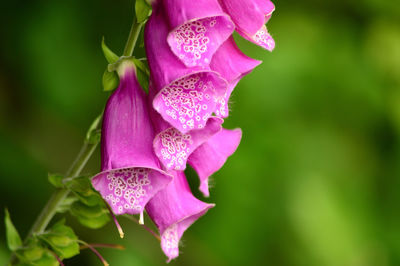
(1, 0), (400, 265)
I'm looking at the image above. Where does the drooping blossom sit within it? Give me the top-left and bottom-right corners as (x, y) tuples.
(145, 4), (228, 133)
(210, 36), (261, 118)
(188, 128), (242, 197)
(146, 171), (214, 261)
(219, 0), (275, 50)
(158, 0), (234, 67)
(149, 83), (223, 171)
(91, 61), (172, 216)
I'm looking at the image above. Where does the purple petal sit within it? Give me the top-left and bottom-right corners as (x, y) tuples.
(145, 5), (228, 133)
(214, 81), (237, 119)
(238, 25), (275, 51)
(91, 64), (172, 215)
(210, 37), (261, 117)
(220, 0), (275, 50)
(210, 36), (261, 83)
(160, 0), (234, 67)
(153, 117), (223, 171)
(152, 72), (226, 133)
(188, 128), (242, 197)
(146, 171), (214, 261)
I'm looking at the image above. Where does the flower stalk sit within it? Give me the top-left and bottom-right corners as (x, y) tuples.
(123, 19), (145, 57)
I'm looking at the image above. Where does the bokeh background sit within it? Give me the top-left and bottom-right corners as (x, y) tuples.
(1, 0), (400, 265)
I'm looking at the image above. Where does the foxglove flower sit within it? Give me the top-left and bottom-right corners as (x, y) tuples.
(146, 171), (214, 261)
(210, 36), (261, 118)
(188, 128), (242, 197)
(159, 0), (234, 67)
(149, 84), (223, 171)
(219, 0), (275, 50)
(91, 62), (172, 216)
(145, 4), (228, 133)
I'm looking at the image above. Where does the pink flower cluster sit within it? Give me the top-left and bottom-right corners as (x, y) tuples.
(92, 0), (275, 261)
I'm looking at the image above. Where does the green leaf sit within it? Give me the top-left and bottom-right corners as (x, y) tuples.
(66, 176), (104, 206)
(4, 209), (22, 251)
(72, 211), (110, 229)
(67, 176), (92, 194)
(56, 197), (78, 213)
(70, 201), (108, 219)
(20, 245), (45, 262)
(102, 69), (119, 92)
(47, 173), (64, 188)
(101, 37), (119, 64)
(29, 250), (59, 266)
(70, 201), (110, 229)
(40, 220), (80, 259)
(135, 0), (152, 23)
(74, 191), (103, 207)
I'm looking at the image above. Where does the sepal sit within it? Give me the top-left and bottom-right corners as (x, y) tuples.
(101, 37), (119, 64)
(4, 209), (22, 252)
(66, 176), (111, 229)
(70, 201), (110, 229)
(103, 69), (120, 92)
(39, 219), (80, 259)
(15, 239), (58, 266)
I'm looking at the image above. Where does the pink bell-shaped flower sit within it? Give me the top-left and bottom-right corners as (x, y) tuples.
(210, 36), (261, 118)
(91, 62), (172, 216)
(188, 128), (242, 197)
(219, 0), (275, 50)
(146, 170), (214, 261)
(158, 0), (235, 67)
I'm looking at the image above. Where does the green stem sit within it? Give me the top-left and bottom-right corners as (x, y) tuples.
(9, 13), (145, 266)
(123, 19), (144, 56)
(28, 140), (100, 236)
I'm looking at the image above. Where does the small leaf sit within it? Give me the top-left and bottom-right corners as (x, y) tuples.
(4, 209), (22, 251)
(30, 250), (59, 266)
(102, 69), (119, 92)
(72, 211), (110, 229)
(70, 201), (108, 219)
(75, 191), (103, 207)
(48, 173), (64, 188)
(56, 197), (78, 213)
(67, 176), (92, 194)
(41, 221), (80, 259)
(16, 248), (58, 266)
(21, 245), (45, 262)
(101, 37), (119, 64)
(135, 0), (152, 23)
(70, 201), (110, 229)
